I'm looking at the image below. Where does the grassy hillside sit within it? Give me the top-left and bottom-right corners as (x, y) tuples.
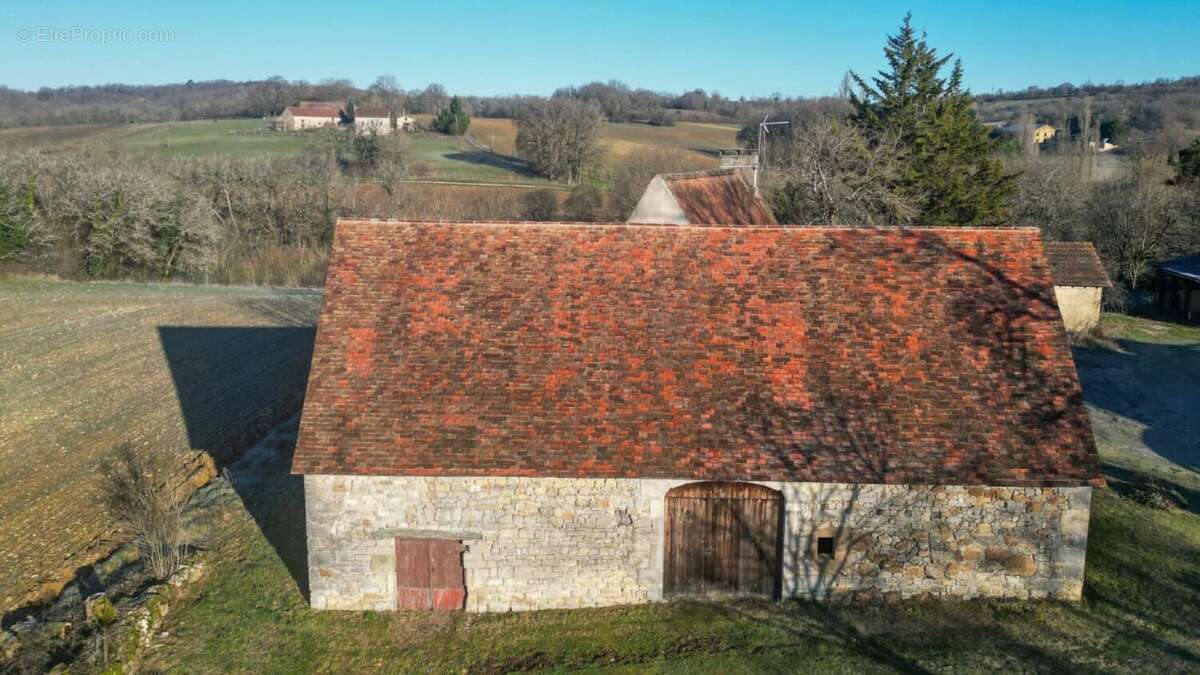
(0, 117), (735, 187)
(132, 313), (1199, 673)
(0, 279), (320, 615)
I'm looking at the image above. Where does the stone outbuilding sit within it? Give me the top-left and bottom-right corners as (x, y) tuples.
(1043, 241), (1113, 332)
(293, 220), (1102, 613)
(628, 169), (777, 226)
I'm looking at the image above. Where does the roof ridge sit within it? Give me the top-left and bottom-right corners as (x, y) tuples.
(334, 218), (1044, 233)
(659, 168), (740, 181)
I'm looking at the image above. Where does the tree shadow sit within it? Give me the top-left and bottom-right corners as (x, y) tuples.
(443, 150), (538, 177)
(1072, 339), (1200, 476)
(157, 325), (316, 598)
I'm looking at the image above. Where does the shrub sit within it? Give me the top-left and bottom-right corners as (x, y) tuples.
(521, 189), (559, 221)
(98, 444), (187, 582)
(563, 184), (603, 221)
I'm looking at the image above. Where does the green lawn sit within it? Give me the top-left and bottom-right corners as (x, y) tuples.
(144, 485), (1200, 673)
(110, 119), (309, 158)
(135, 312), (1200, 673)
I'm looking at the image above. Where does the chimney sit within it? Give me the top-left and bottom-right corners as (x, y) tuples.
(718, 149), (759, 196)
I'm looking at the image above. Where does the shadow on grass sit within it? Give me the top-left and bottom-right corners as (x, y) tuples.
(158, 325), (316, 599)
(443, 150), (538, 177)
(1073, 338), (1200, 471)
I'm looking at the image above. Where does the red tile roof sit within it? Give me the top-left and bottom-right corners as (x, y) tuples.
(1044, 241), (1113, 288)
(284, 105), (341, 118)
(655, 170), (778, 226)
(354, 107), (391, 119)
(291, 220), (1102, 487)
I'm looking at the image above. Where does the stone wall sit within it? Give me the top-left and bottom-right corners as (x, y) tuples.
(304, 475), (1091, 612)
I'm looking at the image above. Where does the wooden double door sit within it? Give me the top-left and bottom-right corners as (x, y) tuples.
(663, 482), (782, 598)
(395, 538), (466, 610)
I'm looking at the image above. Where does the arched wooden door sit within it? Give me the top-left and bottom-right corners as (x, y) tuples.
(663, 482), (782, 598)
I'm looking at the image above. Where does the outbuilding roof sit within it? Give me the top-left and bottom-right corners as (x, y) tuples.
(654, 169), (777, 226)
(291, 220), (1102, 487)
(1159, 254), (1200, 283)
(1044, 241), (1113, 288)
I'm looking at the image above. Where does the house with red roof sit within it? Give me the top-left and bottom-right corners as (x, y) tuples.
(628, 169), (777, 226)
(353, 106), (393, 135)
(280, 103), (342, 131)
(292, 219), (1100, 612)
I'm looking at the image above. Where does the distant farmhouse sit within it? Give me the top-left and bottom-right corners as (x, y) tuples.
(1030, 123), (1057, 144)
(1157, 254), (1200, 321)
(987, 121), (1058, 144)
(628, 169), (777, 226)
(280, 103), (342, 131)
(279, 100), (412, 134)
(292, 219), (1099, 613)
(1044, 242), (1113, 332)
(353, 107), (393, 135)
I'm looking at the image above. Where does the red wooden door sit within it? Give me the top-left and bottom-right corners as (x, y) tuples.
(663, 482), (781, 598)
(395, 538), (465, 610)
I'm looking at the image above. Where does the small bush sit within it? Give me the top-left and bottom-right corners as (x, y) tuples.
(563, 184), (603, 221)
(1125, 479), (1187, 511)
(99, 444), (187, 582)
(521, 190), (559, 221)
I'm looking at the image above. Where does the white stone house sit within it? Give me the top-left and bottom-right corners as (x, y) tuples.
(353, 106), (393, 135)
(1044, 241), (1113, 332)
(280, 104), (342, 131)
(293, 219), (1101, 613)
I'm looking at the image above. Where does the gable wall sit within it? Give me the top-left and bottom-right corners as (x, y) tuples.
(626, 177), (689, 224)
(304, 475), (1090, 612)
(1053, 286), (1104, 332)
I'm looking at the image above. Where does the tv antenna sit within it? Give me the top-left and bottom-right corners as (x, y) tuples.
(754, 115), (790, 196)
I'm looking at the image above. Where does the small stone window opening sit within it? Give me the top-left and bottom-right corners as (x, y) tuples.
(816, 536), (835, 559)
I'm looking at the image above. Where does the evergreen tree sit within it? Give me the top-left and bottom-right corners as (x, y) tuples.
(434, 96), (470, 136)
(850, 14), (1014, 226)
(1178, 138), (1200, 183)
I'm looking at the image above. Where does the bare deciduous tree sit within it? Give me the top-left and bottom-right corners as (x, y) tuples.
(1087, 161), (1187, 289)
(516, 99), (602, 185)
(767, 116), (916, 226)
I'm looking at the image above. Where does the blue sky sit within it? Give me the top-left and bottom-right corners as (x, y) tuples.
(3, 1), (1197, 97)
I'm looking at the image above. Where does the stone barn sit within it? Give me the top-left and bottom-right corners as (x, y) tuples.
(280, 104), (342, 131)
(1043, 241), (1112, 332)
(628, 169), (777, 226)
(293, 219), (1101, 613)
(353, 107), (393, 135)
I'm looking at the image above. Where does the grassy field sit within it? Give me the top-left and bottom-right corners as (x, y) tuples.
(0, 116), (736, 186)
(460, 116), (737, 165)
(0, 119), (308, 159)
(131, 313), (1200, 673)
(0, 279), (321, 615)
